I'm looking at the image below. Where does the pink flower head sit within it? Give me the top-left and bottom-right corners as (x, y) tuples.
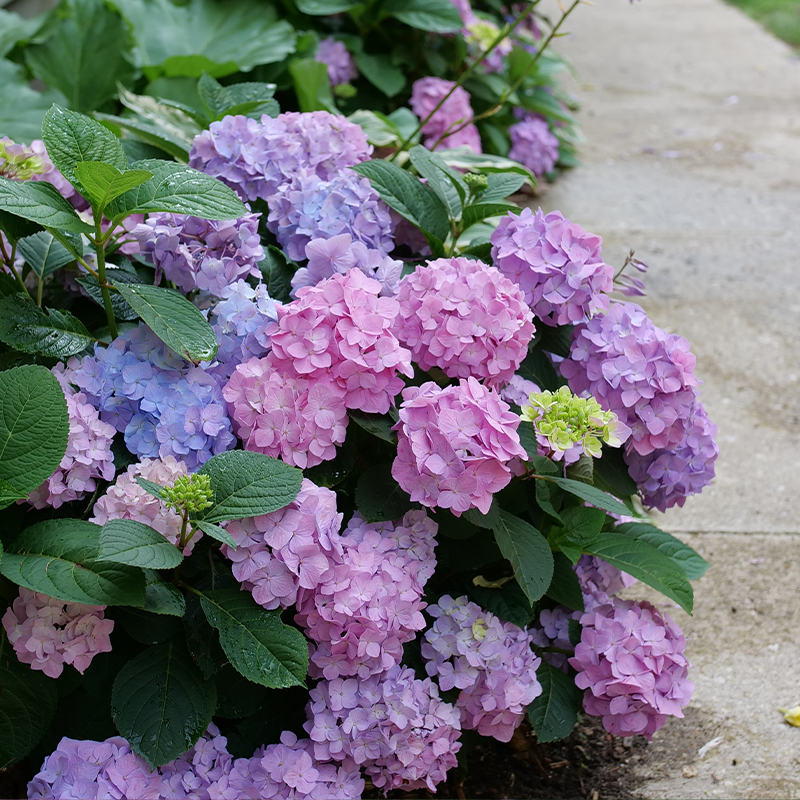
(409, 77), (482, 152)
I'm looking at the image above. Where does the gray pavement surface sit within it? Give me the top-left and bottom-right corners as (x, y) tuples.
(535, 0), (800, 797)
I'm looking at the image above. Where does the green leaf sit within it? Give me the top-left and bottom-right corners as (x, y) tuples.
(17, 232), (77, 278)
(259, 246), (296, 304)
(0, 179), (92, 234)
(615, 522), (710, 581)
(553, 506), (606, 548)
(194, 520), (237, 549)
(593, 445), (638, 499)
(383, 0), (462, 32)
(480, 172), (527, 203)
(463, 499), (501, 530)
(77, 267), (141, 321)
(492, 510), (554, 604)
(118, 85), (203, 146)
(214, 663), (270, 719)
(0, 59), (56, 144)
(112, 639), (216, 768)
(73, 162), (153, 212)
(25, 0), (135, 113)
(518, 347), (562, 391)
(583, 533), (694, 613)
(1, 519), (146, 606)
(0, 479), (27, 508)
(469, 580), (534, 629)
(409, 145), (463, 221)
(115, 606), (182, 645)
(350, 159), (450, 242)
(0, 206), (41, 247)
(348, 110), (402, 147)
(0, 631), (58, 770)
(106, 159), (248, 220)
(565, 453), (593, 485)
(98, 519), (183, 570)
(526, 452), (560, 477)
(546, 552), (584, 611)
(355, 463), (414, 523)
(348, 410), (396, 444)
(94, 113), (190, 162)
(532, 476), (563, 524)
(142, 569), (186, 616)
(0, 295), (95, 359)
(354, 51), (406, 97)
(538, 324), (574, 359)
(114, 283), (219, 363)
(0, 364), (68, 498)
(0, 9), (40, 59)
(437, 148), (535, 183)
(136, 477), (169, 503)
(527, 661), (582, 742)
(197, 74), (278, 121)
(199, 588), (308, 688)
(462, 202), (518, 229)
(197, 450), (303, 524)
(545, 476), (633, 518)
(295, 0), (360, 12)
(289, 57), (336, 114)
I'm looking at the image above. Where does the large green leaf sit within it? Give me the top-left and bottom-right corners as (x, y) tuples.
(615, 522), (710, 581)
(469, 580), (534, 629)
(354, 52), (406, 97)
(25, 0), (135, 113)
(0, 9), (40, 59)
(583, 533), (694, 613)
(527, 661), (583, 743)
(480, 172), (527, 203)
(94, 113), (191, 162)
(0, 365), (68, 499)
(0, 59), (56, 142)
(462, 202), (519, 230)
(77, 267), (141, 321)
(259, 246), (295, 304)
(17, 232), (78, 278)
(142, 569), (186, 617)
(409, 145), (463, 221)
(73, 162), (153, 213)
(0, 295), (95, 359)
(197, 74), (278, 121)
(382, 0), (462, 32)
(545, 552), (584, 611)
(114, 283), (219, 363)
(1, 519), (146, 606)
(116, 0), (297, 79)
(355, 463), (415, 523)
(492, 510), (554, 604)
(118, 85), (203, 144)
(289, 58), (336, 114)
(0, 632), (58, 770)
(98, 519), (183, 570)
(112, 639), (216, 768)
(199, 589), (308, 688)
(197, 450), (303, 524)
(544, 476), (632, 518)
(295, 0), (360, 12)
(0, 179), (92, 234)
(348, 410), (396, 444)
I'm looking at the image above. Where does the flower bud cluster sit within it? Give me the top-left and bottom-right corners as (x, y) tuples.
(163, 473), (213, 515)
(0, 137), (44, 179)
(409, 77), (482, 152)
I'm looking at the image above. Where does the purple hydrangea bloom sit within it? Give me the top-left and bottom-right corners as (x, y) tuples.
(189, 111), (372, 204)
(409, 77), (482, 152)
(508, 114), (560, 177)
(64, 325), (236, 469)
(500, 373), (541, 408)
(490, 207), (614, 326)
(266, 167), (394, 262)
(575, 555), (638, 604)
(315, 38), (358, 86)
(529, 604), (581, 672)
(569, 598), (694, 739)
(422, 595), (543, 742)
(306, 665), (462, 793)
(157, 724), (235, 798)
(130, 212), (263, 296)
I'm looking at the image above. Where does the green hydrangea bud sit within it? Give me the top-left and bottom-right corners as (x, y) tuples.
(466, 20), (502, 52)
(0, 140), (45, 181)
(464, 172), (489, 191)
(163, 474), (214, 514)
(333, 83), (357, 99)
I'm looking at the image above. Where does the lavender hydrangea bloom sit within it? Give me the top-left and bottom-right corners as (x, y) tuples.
(266, 167), (394, 262)
(490, 207), (614, 326)
(65, 325), (235, 469)
(130, 212), (263, 296)
(422, 595), (543, 742)
(569, 598), (694, 739)
(315, 38), (358, 86)
(500, 374), (541, 408)
(157, 724), (234, 798)
(189, 111), (372, 204)
(409, 77), (482, 152)
(508, 114), (560, 177)
(575, 555), (638, 603)
(529, 604), (581, 672)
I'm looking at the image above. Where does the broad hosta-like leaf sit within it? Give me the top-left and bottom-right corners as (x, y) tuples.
(114, 283), (219, 363)
(98, 519), (183, 570)
(73, 162), (153, 212)
(0, 295), (95, 359)
(0, 365), (68, 499)
(0, 9), (39, 59)
(527, 661), (583, 742)
(197, 451), (303, 524)
(118, 85), (203, 144)
(492, 510), (554, 605)
(1, 519), (145, 606)
(197, 73), (278, 121)
(355, 464), (415, 523)
(615, 522), (710, 581)
(17, 232), (77, 278)
(0, 59), (55, 143)
(112, 639), (216, 768)
(382, 0), (462, 32)
(200, 589), (308, 688)
(0, 179), (92, 234)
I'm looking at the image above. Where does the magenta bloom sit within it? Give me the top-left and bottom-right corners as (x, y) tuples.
(315, 38), (358, 86)
(393, 257), (535, 388)
(409, 77), (482, 152)
(569, 598), (694, 739)
(508, 114), (560, 177)
(422, 595), (543, 742)
(392, 378), (527, 515)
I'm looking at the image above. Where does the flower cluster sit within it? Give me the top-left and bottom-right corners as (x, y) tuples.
(295, 511), (437, 680)
(66, 324), (236, 469)
(464, 18), (512, 73)
(529, 604), (581, 672)
(393, 257), (535, 387)
(316, 38), (358, 86)
(491, 207), (614, 326)
(422, 595), (543, 742)
(157, 724), (234, 798)
(508, 115), (560, 177)
(265, 268), (413, 414)
(575, 555), (638, 604)
(569, 598), (694, 739)
(520, 385), (630, 465)
(0, 137), (44, 180)
(266, 167), (394, 262)
(222, 479), (344, 610)
(2, 588), (113, 679)
(291, 233), (403, 298)
(27, 367), (116, 509)
(392, 378), (527, 515)
(189, 111), (372, 204)
(409, 77), (482, 152)
(307, 665), (462, 793)
(130, 212), (263, 296)
(500, 373), (541, 408)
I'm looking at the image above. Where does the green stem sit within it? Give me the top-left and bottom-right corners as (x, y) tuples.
(178, 508), (190, 550)
(36, 274), (44, 307)
(94, 226), (118, 340)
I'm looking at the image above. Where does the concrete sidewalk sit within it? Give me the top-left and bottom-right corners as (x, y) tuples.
(535, 0), (800, 797)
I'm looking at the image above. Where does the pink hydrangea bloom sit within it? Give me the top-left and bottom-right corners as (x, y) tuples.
(490, 207), (614, 326)
(265, 268), (413, 414)
(529, 604), (582, 672)
(569, 598), (694, 739)
(315, 38), (358, 86)
(422, 595), (542, 742)
(500, 374), (541, 407)
(392, 378), (527, 515)
(26, 366), (116, 509)
(2, 588), (113, 679)
(222, 479), (344, 610)
(223, 358), (348, 469)
(158, 724), (236, 799)
(409, 77), (482, 152)
(393, 257), (535, 387)
(508, 115), (560, 177)
(307, 665), (462, 793)
(295, 511), (437, 680)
